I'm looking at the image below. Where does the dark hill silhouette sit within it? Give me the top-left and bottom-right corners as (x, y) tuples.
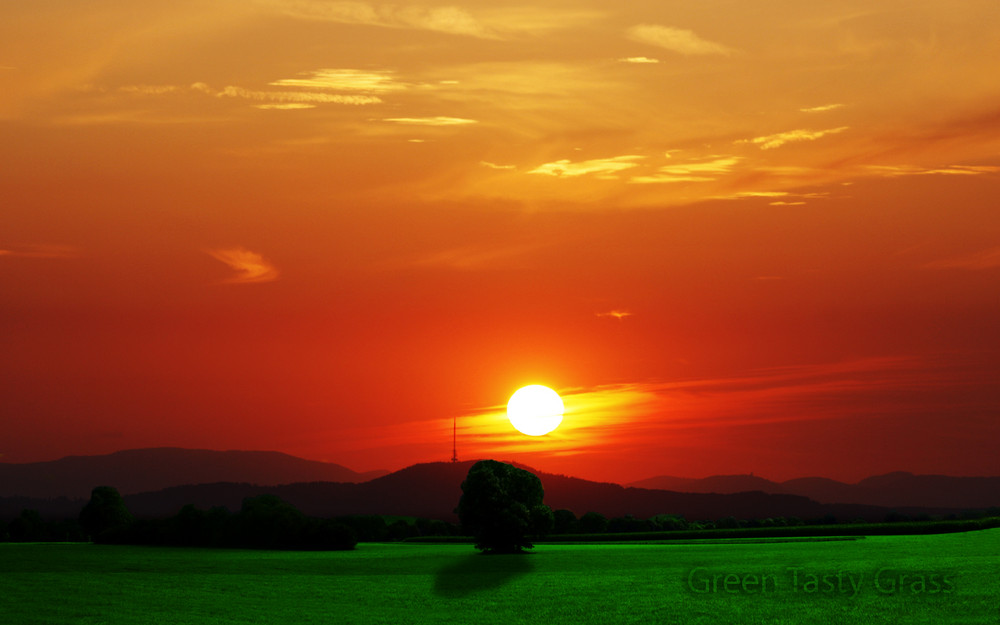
(0, 448), (387, 499)
(117, 461), (942, 523)
(629, 472), (1000, 510)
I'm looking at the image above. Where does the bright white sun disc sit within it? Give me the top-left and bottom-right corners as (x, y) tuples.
(507, 385), (564, 436)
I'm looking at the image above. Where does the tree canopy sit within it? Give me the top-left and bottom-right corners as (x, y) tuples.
(456, 460), (552, 553)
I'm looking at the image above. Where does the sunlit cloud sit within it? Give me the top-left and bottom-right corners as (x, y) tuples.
(270, 69), (405, 93)
(660, 156), (741, 175)
(383, 116), (477, 126)
(628, 156), (739, 184)
(480, 161), (515, 170)
(254, 103), (316, 110)
(254, 1), (497, 39)
(619, 56), (660, 64)
(596, 310), (633, 320)
(626, 24), (735, 56)
(528, 155), (644, 178)
(216, 85), (381, 106)
(118, 85), (181, 95)
(444, 356), (940, 462)
(800, 103), (844, 113)
(741, 127), (849, 150)
(0, 244), (78, 259)
(924, 247), (1000, 270)
(206, 247), (279, 284)
(867, 164), (1000, 177)
(629, 174), (713, 184)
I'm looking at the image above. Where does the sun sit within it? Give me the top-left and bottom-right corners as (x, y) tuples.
(507, 385), (564, 436)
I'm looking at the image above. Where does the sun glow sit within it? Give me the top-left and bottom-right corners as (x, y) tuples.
(507, 385), (564, 436)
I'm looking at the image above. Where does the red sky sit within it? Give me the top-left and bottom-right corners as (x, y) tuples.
(2, 1), (999, 484)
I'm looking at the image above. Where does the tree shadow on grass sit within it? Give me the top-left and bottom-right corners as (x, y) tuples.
(433, 552), (535, 598)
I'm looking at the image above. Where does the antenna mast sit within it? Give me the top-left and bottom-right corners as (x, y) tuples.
(450, 415), (458, 463)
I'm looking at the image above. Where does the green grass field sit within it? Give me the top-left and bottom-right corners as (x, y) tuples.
(2, 529), (998, 624)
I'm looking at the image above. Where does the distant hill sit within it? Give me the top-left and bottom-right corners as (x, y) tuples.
(629, 472), (1000, 510)
(3, 450), (995, 524)
(117, 461), (943, 523)
(0, 448), (387, 499)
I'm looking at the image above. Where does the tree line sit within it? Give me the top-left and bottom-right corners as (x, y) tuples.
(4, 467), (998, 550)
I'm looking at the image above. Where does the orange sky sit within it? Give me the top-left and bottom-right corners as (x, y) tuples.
(2, 1), (999, 484)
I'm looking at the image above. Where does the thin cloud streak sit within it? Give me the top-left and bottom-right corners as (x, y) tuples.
(444, 356), (961, 459)
(627, 24), (735, 56)
(269, 69), (406, 93)
(924, 247), (1000, 270)
(741, 127), (849, 150)
(254, 1), (497, 39)
(529, 155), (644, 178)
(383, 116), (477, 126)
(206, 247), (280, 284)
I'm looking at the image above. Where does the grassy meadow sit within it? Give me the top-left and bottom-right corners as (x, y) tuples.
(2, 529), (998, 624)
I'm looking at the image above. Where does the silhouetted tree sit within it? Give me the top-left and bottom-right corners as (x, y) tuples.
(552, 509), (578, 534)
(8, 509), (46, 542)
(648, 514), (687, 531)
(609, 514), (647, 533)
(456, 460), (551, 553)
(79, 486), (134, 539)
(238, 494), (307, 549)
(578, 511), (608, 534)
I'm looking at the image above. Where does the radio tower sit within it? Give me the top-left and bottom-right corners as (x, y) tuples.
(450, 415), (458, 463)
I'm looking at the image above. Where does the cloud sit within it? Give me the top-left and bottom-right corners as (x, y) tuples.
(207, 247), (279, 284)
(216, 85), (381, 106)
(628, 156), (740, 184)
(118, 85), (182, 95)
(619, 56), (660, 64)
(741, 127), (849, 150)
(254, 1), (496, 39)
(480, 161), (515, 170)
(867, 164), (1000, 177)
(626, 24), (735, 56)
(269, 69), (405, 93)
(924, 247), (1000, 270)
(800, 104), (844, 113)
(528, 155), (644, 178)
(254, 103), (317, 110)
(0, 244), (79, 259)
(596, 310), (633, 320)
(382, 116), (477, 126)
(659, 156), (741, 175)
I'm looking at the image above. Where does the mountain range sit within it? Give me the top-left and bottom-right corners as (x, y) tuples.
(2, 449), (997, 523)
(0, 448), (387, 499)
(628, 472), (1000, 510)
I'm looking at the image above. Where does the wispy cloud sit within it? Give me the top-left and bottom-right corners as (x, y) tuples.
(924, 247), (1000, 270)
(800, 103), (844, 113)
(596, 310), (633, 320)
(480, 161), (515, 170)
(626, 24), (735, 56)
(629, 156), (740, 184)
(118, 85), (182, 95)
(619, 56), (660, 64)
(207, 247), (279, 284)
(740, 127), (849, 150)
(269, 69), (405, 93)
(867, 164), (1000, 177)
(383, 116), (477, 126)
(214, 85), (381, 107)
(254, 1), (497, 39)
(529, 155), (643, 178)
(0, 244), (78, 259)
